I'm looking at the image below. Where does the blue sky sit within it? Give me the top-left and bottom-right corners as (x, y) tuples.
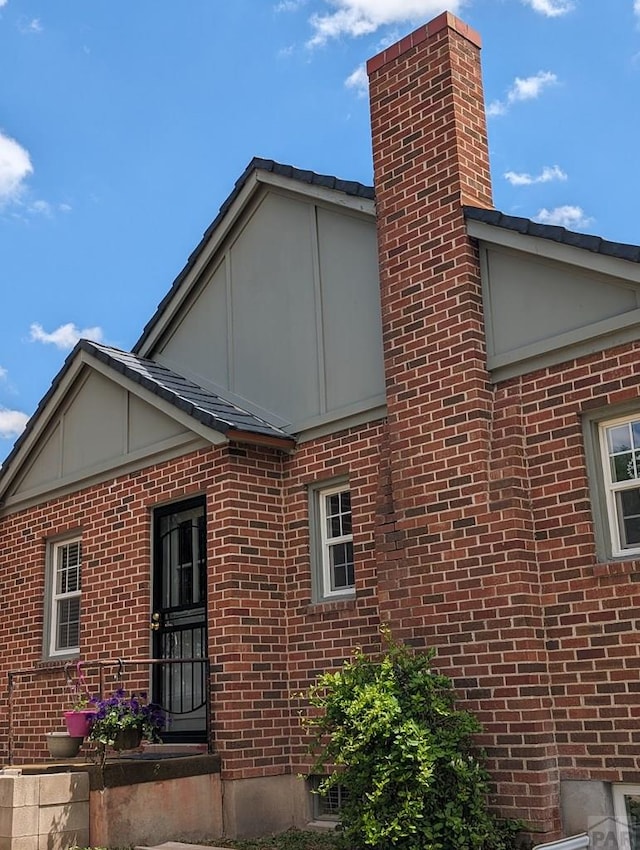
(1, 0), (640, 461)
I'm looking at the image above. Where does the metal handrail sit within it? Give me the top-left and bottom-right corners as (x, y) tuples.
(7, 656), (211, 764)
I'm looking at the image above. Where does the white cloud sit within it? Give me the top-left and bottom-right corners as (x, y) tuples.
(0, 408), (29, 439)
(523, 0), (574, 16)
(509, 70), (557, 102)
(29, 322), (104, 350)
(487, 100), (506, 117)
(345, 63), (369, 96)
(0, 366), (7, 380)
(308, 0), (464, 46)
(18, 17), (43, 33)
(29, 199), (52, 216)
(488, 70), (557, 116)
(636, 0), (640, 14)
(274, 0), (306, 10)
(504, 165), (567, 186)
(0, 131), (33, 205)
(0, 1), (8, 7)
(534, 205), (593, 229)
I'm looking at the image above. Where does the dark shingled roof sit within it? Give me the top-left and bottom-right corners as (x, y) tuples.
(464, 206), (640, 263)
(133, 157), (375, 354)
(0, 340), (293, 481)
(86, 342), (293, 440)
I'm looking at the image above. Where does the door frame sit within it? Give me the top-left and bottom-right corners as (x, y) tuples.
(151, 494), (208, 743)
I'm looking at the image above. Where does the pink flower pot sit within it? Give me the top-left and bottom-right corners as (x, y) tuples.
(64, 710), (95, 738)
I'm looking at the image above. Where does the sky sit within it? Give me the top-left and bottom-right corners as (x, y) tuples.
(1, 0), (640, 462)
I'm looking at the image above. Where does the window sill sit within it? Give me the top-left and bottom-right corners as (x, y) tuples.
(305, 596), (357, 615)
(592, 559), (640, 579)
(37, 653), (80, 668)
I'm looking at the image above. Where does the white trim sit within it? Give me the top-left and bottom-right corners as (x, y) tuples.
(49, 537), (81, 657)
(612, 783), (640, 850)
(532, 835), (588, 850)
(318, 483), (354, 598)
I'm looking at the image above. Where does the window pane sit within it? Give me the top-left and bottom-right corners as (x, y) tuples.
(608, 424), (632, 454)
(612, 452), (635, 482)
(325, 489), (351, 539)
(329, 541), (354, 590)
(56, 542), (81, 593)
(56, 597), (80, 651)
(329, 515), (343, 537)
(617, 489), (640, 548)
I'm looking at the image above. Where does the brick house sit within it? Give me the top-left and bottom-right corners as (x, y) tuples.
(2, 9), (640, 842)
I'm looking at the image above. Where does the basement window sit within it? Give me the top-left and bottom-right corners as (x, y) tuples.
(309, 776), (349, 821)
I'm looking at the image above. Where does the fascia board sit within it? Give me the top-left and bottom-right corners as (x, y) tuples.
(254, 170), (376, 216)
(467, 219), (640, 285)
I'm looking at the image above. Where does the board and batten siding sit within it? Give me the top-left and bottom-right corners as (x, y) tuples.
(153, 189), (385, 436)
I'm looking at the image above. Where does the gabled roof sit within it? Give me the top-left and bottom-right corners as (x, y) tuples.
(0, 339), (294, 494)
(133, 157), (375, 355)
(464, 206), (640, 264)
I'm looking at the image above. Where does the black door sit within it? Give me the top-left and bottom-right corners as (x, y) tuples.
(152, 497), (207, 741)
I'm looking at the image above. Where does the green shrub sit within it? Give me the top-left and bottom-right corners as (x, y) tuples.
(301, 628), (526, 850)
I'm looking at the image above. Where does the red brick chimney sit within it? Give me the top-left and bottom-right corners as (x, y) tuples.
(368, 14), (560, 837)
(367, 13), (493, 454)
(367, 12), (495, 603)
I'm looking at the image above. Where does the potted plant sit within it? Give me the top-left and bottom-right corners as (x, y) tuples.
(46, 731), (84, 759)
(88, 688), (165, 759)
(63, 662), (96, 737)
(64, 691), (97, 737)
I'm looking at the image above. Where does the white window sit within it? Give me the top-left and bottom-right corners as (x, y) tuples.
(599, 414), (640, 557)
(49, 538), (81, 656)
(612, 783), (640, 850)
(315, 484), (354, 599)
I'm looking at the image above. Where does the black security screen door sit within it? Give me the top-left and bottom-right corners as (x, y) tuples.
(152, 497), (207, 742)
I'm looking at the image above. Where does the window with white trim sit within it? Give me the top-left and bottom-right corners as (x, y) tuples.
(309, 481), (355, 601)
(48, 538), (82, 657)
(599, 413), (640, 557)
(612, 783), (640, 850)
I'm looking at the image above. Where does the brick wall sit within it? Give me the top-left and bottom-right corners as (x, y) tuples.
(520, 345), (640, 787)
(0, 443), (293, 775)
(284, 420), (385, 772)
